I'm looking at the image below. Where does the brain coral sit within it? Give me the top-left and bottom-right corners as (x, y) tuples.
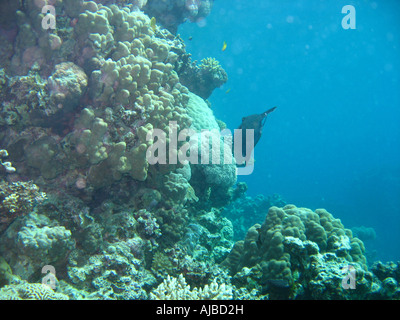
(0, 278), (69, 300)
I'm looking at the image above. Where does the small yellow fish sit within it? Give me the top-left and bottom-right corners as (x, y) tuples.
(225, 88), (231, 94)
(150, 17), (156, 32)
(222, 41), (227, 51)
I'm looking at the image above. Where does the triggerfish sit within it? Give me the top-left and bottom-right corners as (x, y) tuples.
(236, 107), (277, 159)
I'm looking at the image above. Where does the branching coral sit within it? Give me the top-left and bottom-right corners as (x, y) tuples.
(150, 274), (232, 300)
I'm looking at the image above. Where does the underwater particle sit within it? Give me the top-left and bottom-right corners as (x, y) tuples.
(286, 16), (294, 24)
(196, 17), (207, 28)
(222, 41), (227, 51)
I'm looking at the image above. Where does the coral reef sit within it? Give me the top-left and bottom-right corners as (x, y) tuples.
(0, 0), (398, 302)
(0, 1), (211, 202)
(0, 1), (228, 208)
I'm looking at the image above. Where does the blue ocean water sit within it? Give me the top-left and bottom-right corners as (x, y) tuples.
(180, 0), (400, 263)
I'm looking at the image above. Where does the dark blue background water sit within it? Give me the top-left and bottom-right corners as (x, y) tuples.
(179, 0), (400, 262)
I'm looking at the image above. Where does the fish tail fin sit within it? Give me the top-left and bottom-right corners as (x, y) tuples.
(264, 106), (277, 115)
